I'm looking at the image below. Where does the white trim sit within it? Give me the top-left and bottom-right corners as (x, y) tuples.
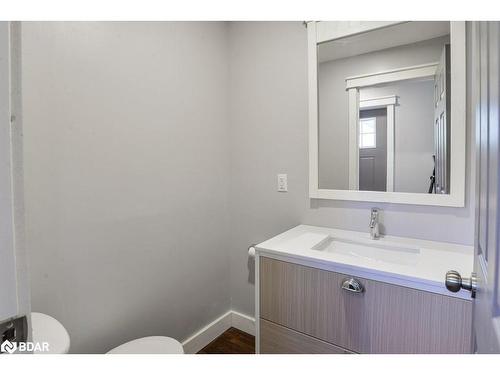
(345, 62), (438, 90)
(181, 311), (232, 354)
(181, 310), (256, 354)
(448, 21), (466, 208)
(309, 21), (466, 207)
(316, 21), (406, 44)
(359, 95), (398, 110)
(348, 88), (359, 190)
(386, 104), (395, 192)
(231, 311), (255, 336)
(255, 252), (260, 354)
(308, 22), (319, 195)
(310, 188), (464, 206)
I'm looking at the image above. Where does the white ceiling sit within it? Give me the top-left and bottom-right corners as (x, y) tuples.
(318, 22), (450, 63)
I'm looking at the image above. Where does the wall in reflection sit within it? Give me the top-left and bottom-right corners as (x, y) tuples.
(318, 35), (449, 192)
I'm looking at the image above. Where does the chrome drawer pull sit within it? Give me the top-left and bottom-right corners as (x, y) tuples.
(341, 278), (364, 293)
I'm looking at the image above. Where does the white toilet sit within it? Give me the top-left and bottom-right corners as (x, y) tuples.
(31, 312), (71, 354)
(107, 336), (184, 354)
(30, 311), (183, 354)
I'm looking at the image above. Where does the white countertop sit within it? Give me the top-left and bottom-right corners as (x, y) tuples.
(255, 225), (474, 300)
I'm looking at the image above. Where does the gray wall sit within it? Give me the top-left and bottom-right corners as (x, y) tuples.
(228, 22), (474, 317)
(318, 37), (447, 190)
(22, 22), (231, 353)
(360, 80), (435, 193)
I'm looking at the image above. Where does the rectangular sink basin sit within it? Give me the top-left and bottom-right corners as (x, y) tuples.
(311, 236), (420, 266)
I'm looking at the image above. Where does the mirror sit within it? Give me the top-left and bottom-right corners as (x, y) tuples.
(309, 21), (466, 206)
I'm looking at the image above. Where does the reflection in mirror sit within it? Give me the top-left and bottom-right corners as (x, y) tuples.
(317, 22), (451, 194)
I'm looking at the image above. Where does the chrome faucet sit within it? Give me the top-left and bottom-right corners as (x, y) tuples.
(369, 208), (380, 240)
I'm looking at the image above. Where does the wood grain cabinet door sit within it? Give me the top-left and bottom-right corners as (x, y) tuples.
(260, 319), (351, 354)
(260, 257), (472, 354)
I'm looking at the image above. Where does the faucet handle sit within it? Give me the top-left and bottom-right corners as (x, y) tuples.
(369, 208), (380, 239)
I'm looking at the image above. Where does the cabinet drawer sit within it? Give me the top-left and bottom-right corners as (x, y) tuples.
(260, 257), (472, 353)
(260, 318), (352, 354)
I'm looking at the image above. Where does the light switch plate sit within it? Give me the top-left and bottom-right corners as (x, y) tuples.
(277, 174), (288, 192)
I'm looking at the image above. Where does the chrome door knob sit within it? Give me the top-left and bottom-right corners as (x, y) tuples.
(445, 270), (477, 298)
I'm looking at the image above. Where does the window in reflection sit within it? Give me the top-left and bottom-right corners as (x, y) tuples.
(359, 117), (377, 149)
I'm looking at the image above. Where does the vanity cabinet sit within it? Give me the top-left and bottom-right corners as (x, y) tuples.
(259, 257), (473, 354)
(260, 318), (353, 354)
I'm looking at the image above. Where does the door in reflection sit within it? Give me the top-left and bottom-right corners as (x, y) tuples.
(359, 108), (387, 191)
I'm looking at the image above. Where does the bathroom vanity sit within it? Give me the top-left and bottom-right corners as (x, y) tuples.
(269, 20), (475, 354)
(255, 225), (473, 354)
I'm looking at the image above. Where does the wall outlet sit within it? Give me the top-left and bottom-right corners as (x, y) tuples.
(277, 174), (288, 192)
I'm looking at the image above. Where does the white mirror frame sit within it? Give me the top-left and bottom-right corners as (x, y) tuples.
(308, 21), (466, 207)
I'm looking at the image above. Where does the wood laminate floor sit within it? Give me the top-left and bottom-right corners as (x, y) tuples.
(197, 327), (255, 354)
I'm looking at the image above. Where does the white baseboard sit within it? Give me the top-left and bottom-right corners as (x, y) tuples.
(181, 311), (232, 354)
(230, 310), (255, 336)
(181, 310), (255, 354)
